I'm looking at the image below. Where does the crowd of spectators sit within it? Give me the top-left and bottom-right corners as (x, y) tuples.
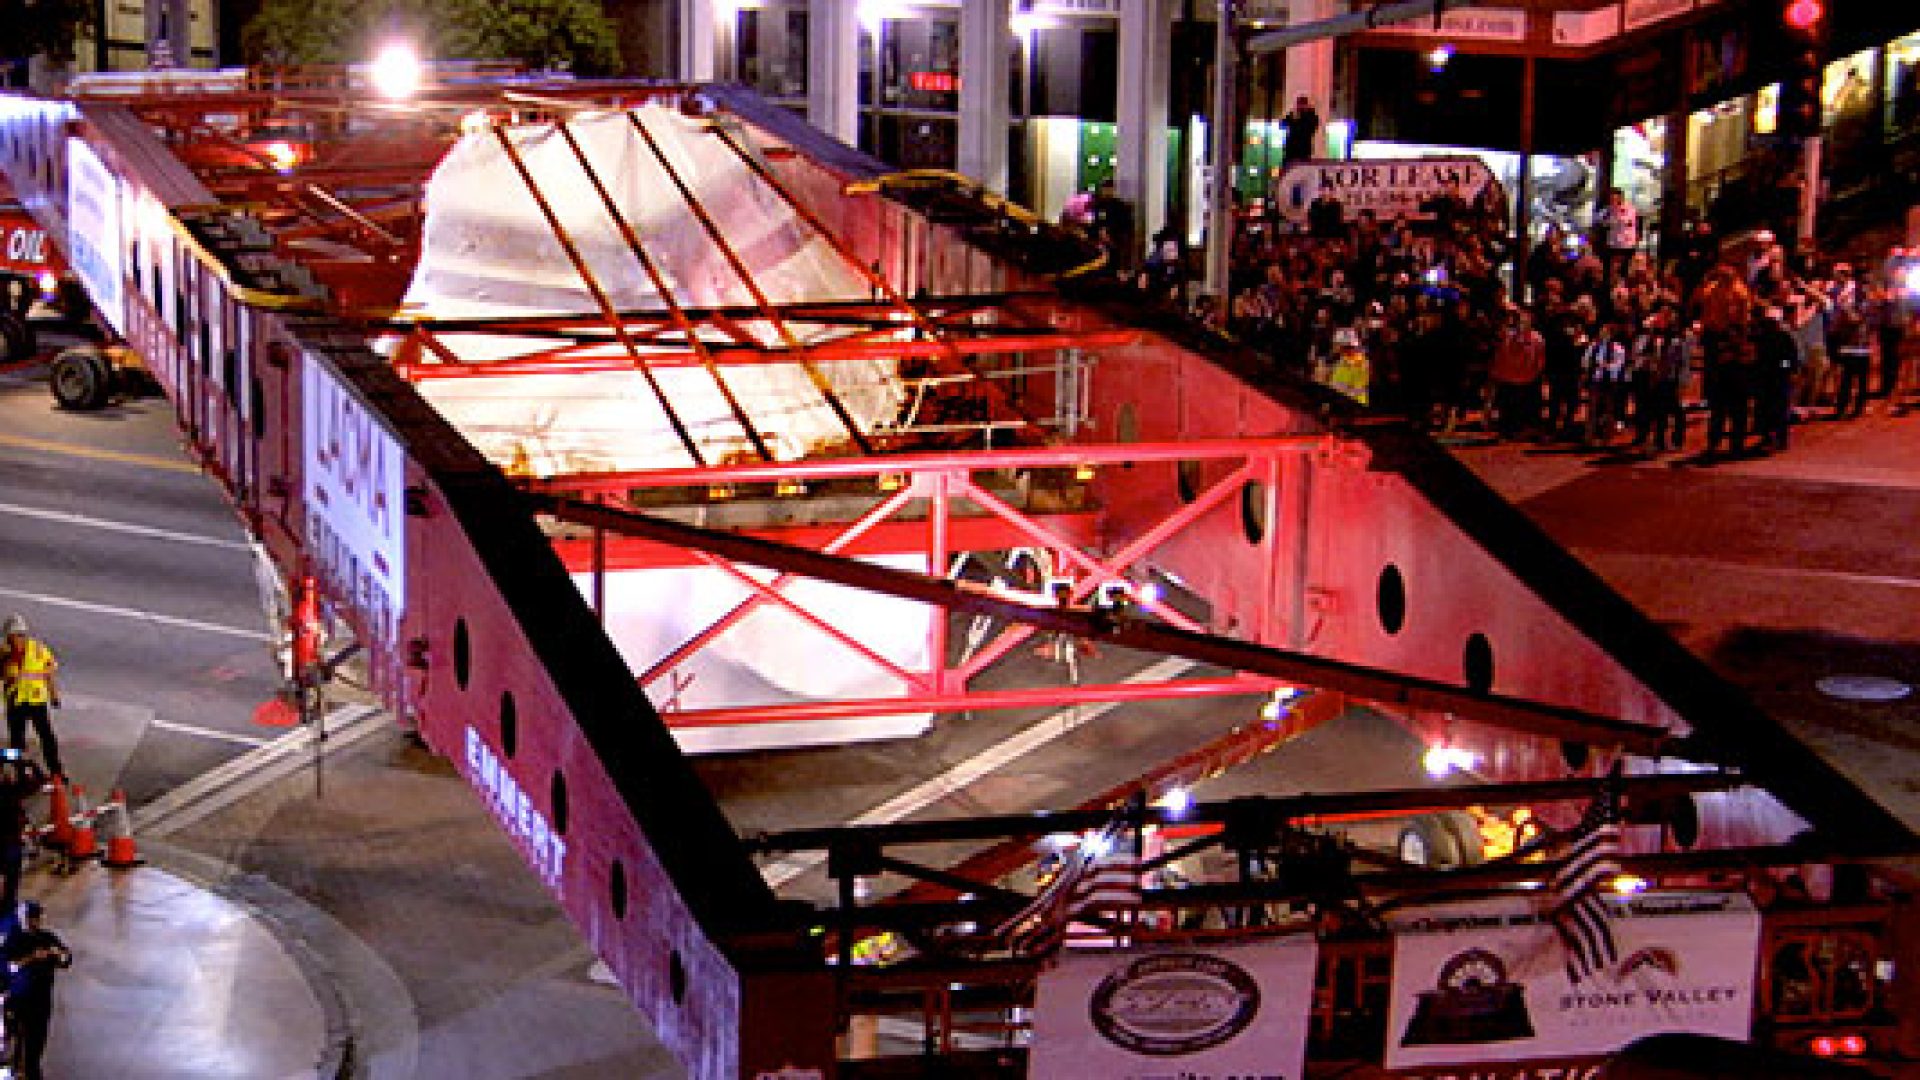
(1113, 180), (1916, 457)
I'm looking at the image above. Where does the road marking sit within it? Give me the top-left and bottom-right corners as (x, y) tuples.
(759, 657), (1199, 888)
(150, 718), (274, 748)
(138, 703), (387, 837)
(0, 430), (201, 475)
(0, 500), (250, 551)
(0, 585), (271, 642)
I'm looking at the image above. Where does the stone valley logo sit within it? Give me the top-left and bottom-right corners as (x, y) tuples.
(1089, 953), (1261, 1056)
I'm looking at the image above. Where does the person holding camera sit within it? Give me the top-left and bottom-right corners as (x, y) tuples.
(0, 750), (45, 917)
(4, 899), (72, 1080)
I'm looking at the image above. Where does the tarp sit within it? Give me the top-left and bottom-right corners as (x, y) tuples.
(401, 104), (905, 470)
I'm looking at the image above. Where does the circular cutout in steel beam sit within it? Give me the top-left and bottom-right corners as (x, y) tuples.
(499, 690), (518, 759)
(1241, 482), (1268, 545)
(453, 618), (472, 692)
(1176, 460), (1202, 504)
(1668, 793), (1701, 851)
(610, 859), (629, 920)
(1377, 564), (1407, 636)
(669, 950), (688, 1006)
(1463, 633), (1495, 695)
(550, 769), (569, 836)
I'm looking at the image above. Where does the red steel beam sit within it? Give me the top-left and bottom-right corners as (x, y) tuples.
(534, 496), (1673, 755)
(547, 511), (1101, 572)
(660, 676), (1281, 728)
(394, 328), (1142, 380)
(522, 437), (1324, 494)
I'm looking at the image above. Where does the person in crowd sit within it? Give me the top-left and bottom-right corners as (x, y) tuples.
(1868, 274), (1908, 412)
(1591, 187), (1640, 285)
(1790, 274), (1834, 416)
(1581, 314), (1633, 445)
(1753, 304), (1802, 451)
(4, 899), (72, 1080)
(1307, 188), (1346, 240)
(1697, 266), (1755, 456)
(1488, 305), (1545, 439)
(1540, 288), (1591, 440)
(1630, 304), (1689, 452)
(1281, 95), (1320, 165)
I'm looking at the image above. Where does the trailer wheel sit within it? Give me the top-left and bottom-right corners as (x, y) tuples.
(1398, 816), (1464, 869)
(51, 348), (113, 410)
(0, 312), (32, 364)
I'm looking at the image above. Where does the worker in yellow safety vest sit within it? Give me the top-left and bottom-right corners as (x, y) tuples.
(0, 616), (62, 780)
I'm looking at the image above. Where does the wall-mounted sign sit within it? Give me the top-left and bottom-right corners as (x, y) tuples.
(1271, 157), (1504, 224)
(1375, 7), (1529, 42)
(66, 139), (125, 335)
(302, 352), (406, 649)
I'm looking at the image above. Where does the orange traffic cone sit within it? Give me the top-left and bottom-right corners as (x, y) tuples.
(43, 776), (73, 850)
(65, 785), (98, 861)
(101, 789), (141, 869)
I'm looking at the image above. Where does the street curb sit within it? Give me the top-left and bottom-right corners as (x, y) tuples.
(141, 838), (423, 1080)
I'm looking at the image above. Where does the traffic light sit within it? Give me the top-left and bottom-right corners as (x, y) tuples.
(1777, 0), (1826, 139)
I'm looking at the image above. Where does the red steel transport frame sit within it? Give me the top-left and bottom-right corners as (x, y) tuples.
(1, 67), (1915, 1077)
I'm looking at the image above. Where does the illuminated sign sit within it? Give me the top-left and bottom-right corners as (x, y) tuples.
(66, 138), (125, 335)
(466, 727), (567, 887)
(302, 353), (406, 649)
(0, 214), (55, 276)
(908, 71), (959, 93)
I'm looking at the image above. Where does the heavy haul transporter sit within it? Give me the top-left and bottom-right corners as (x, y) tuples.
(0, 66), (1915, 1078)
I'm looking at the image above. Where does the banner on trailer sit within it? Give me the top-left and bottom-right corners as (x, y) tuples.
(1030, 937), (1318, 1080)
(1384, 892), (1760, 1071)
(302, 353), (407, 650)
(66, 138), (125, 335)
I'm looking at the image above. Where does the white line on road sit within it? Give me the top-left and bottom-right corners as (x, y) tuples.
(150, 718), (275, 748)
(0, 585), (271, 642)
(138, 703), (388, 837)
(0, 500), (251, 551)
(759, 657), (1200, 888)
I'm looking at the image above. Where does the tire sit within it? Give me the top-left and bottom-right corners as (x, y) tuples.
(1440, 810), (1487, 867)
(1398, 816), (1465, 869)
(50, 348), (112, 410)
(0, 312), (32, 364)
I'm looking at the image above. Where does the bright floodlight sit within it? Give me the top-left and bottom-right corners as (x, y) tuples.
(1423, 745), (1479, 778)
(371, 42), (423, 100)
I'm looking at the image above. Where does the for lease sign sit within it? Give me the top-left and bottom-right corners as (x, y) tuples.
(1272, 157), (1502, 224)
(302, 352), (406, 649)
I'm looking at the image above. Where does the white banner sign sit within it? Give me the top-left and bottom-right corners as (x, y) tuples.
(1553, 5), (1623, 47)
(1376, 7), (1528, 41)
(1271, 157), (1502, 223)
(1031, 938), (1318, 1080)
(1384, 893), (1761, 1071)
(66, 138), (125, 336)
(302, 353), (407, 648)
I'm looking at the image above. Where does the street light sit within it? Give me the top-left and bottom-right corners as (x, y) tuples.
(370, 42), (423, 101)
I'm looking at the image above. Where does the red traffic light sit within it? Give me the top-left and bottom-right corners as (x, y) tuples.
(1784, 0), (1823, 31)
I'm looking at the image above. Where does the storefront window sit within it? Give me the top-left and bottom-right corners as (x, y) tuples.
(734, 3), (809, 102)
(1611, 119), (1665, 227)
(1888, 33), (1920, 134)
(858, 13), (961, 166)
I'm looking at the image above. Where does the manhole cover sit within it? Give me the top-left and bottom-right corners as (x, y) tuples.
(1815, 675), (1913, 702)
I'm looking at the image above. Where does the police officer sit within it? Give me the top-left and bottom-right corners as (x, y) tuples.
(0, 617), (61, 780)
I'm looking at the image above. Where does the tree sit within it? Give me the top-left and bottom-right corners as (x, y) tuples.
(1, 0), (95, 67)
(242, 0), (621, 76)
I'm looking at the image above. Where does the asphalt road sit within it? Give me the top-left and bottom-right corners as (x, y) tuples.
(0, 354), (281, 806)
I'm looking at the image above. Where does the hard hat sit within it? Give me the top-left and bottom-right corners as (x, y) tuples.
(1, 615), (24, 637)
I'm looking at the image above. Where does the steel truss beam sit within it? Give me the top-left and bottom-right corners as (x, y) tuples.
(530, 492), (1671, 753)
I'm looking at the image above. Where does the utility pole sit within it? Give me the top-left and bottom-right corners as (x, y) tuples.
(1203, 0), (1238, 301)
